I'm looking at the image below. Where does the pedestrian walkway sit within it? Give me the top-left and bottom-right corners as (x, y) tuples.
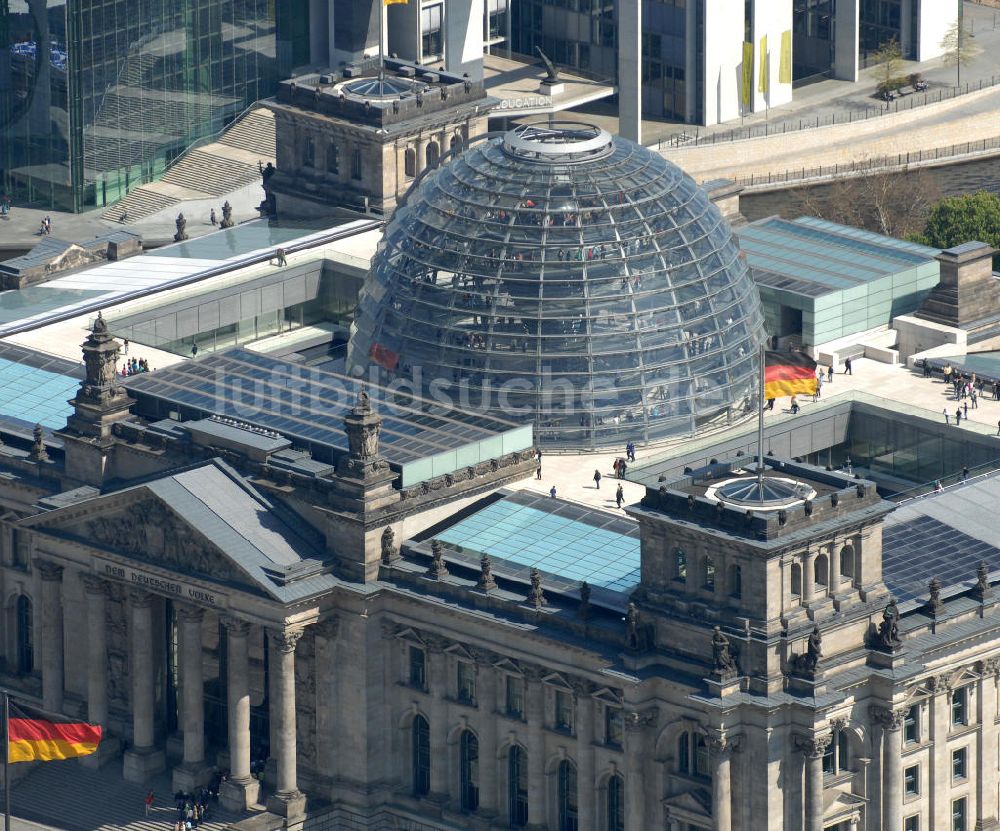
(8, 760), (257, 831)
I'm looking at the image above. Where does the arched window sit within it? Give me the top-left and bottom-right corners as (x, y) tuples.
(326, 143), (339, 174)
(16, 595), (33, 674)
(814, 553), (828, 587)
(702, 556), (715, 591)
(412, 715), (430, 797)
(839, 545), (855, 577)
(426, 141), (440, 168)
(674, 548), (687, 583)
(677, 732), (709, 777)
(460, 730), (479, 811)
(508, 746), (529, 827)
(405, 148), (416, 178)
(729, 563), (742, 598)
(607, 773), (625, 831)
(303, 136), (315, 168)
(791, 563), (802, 597)
(451, 135), (463, 151)
(558, 760), (578, 831)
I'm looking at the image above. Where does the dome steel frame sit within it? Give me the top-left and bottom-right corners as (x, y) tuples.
(348, 124), (766, 449)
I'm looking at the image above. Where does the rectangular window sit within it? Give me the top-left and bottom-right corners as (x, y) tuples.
(421, 4), (443, 60)
(351, 148), (362, 181)
(905, 817), (919, 831)
(409, 646), (426, 689)
(457, 662), (476, 704)
(555, 690), (574, 732)
(904, 764), (919, 796)
(952, 747), (967, 782)
(952, 687), (968, 726)
(506, 675), (524, 718)
(605, 707), (624, 746)
(326, 144), (339, 174)
(904, 705), (919, 744)
(953, 797), (967, 831)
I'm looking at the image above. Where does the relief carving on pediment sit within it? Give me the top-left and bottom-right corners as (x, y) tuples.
(84, 499), (242, 584)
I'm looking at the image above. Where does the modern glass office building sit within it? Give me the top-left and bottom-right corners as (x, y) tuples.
(1, 0), (288, 211)
(348, 123), (766, 449)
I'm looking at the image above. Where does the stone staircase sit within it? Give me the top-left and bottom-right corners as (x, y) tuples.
(101, 108), (275, 223)
(10, 760), (256, 831)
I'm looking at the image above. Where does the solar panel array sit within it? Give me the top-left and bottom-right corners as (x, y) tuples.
(0, 343), (82, 431)
(124, 349), (523, 467)
(882, 514), (1000, 602)
(435, 491), (641, 596)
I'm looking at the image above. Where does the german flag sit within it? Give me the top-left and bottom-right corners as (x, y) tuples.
(764, 351), (818, 399)
(7, 700), (102, 763)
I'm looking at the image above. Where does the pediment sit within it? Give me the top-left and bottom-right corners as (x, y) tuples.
(28, 493), (252, 591)
(662, 789), (712, 819)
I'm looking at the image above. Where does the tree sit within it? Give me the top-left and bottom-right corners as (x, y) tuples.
(911, 191), (1000, 267)
(795, 164), (941, 239)
(940, 17), (983, 87)
(872, 38), (905, 96)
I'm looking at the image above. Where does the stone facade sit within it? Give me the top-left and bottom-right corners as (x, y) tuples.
(265, 61), (493, 218)
(1, 324), (999, 831)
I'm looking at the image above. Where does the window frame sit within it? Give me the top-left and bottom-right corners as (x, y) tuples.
(457, 661), (477, 704)
(953, 796), (967, 831)
(506, 674), (525, 719)
(604, 706), (624, 747)
(904, 704), (919, 744)
(952, 686), (969, 727)
(412, 714), (431, 797)
(459, 729), (479, 811)
(555, 689), (574, 733)
(904, 764), (919, 796)
(408, 645), (427, 690)
(952, 746), (968, 782)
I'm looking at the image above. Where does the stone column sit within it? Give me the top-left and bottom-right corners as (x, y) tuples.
(38, 562), (64, 713)
(872, 708), (904, 831)
(978, 661), (1000, 828)
(173, 605), (208, 791)
(575, 689), (595, 831)
(710, 735), (733, 831)
(795, 734), (830, 831)
(79, 575), (113, 769)
(414, 136), (426, 178)
(312, 619), (339, 783)
(477, 663), (499, 818)
(801, 553), (815, 603)
(81, 574), (108, 724)
(265, 627), (306, 818)
(623, 708), (657, 830)
(220, 617), (259, 811)
(427, 644), (449, 802)
(525, 672), (546, 826)
(123, 590), (166, 782)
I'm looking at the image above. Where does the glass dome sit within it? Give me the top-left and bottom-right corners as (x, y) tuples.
(347, 122), (766, 449)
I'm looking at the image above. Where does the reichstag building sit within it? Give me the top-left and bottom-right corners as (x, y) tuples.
(1, 126), (999, 831)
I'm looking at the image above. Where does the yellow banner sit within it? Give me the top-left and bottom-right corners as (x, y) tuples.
(758, 35), (768, 94)
(779, 30), (792, 84)
(385, 0), (408, 5)
(741, 42), (753, 109)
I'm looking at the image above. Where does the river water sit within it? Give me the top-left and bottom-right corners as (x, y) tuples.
(741, 156), (1000, 222)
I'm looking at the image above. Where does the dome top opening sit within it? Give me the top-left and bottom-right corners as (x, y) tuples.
(502, 121), (614, 163)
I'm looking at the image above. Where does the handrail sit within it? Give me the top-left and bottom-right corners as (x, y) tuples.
(891, 459), (1000, 504)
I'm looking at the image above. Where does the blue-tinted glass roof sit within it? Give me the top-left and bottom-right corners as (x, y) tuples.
(739, 216), (939, 299)
(145, 218), (337, 261)
(434, 490), (640, 598)
(927, 353), (1000, 383)
(0, 343), (82, 431)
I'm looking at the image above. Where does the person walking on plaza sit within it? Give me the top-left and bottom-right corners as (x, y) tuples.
(275, 247), (287, 266)
(626, 441), (636, 462)
(963, 401), (968, 419)
(593, 469), (602, 489)
(956, 408), (962, 426)
(827, 365), (833, 383)
(944, 409), (950, 425)
(145, 790), (154, 816)
(616, 483), (624, 508)
(210, 208), (217, 226)
(844, 356), (852, 375)
(549, 485), (557, 498)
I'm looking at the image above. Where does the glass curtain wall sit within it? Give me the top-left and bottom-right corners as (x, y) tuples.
(1, 0), (277, 211)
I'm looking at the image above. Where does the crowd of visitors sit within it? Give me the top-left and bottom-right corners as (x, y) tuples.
(121, 357), (151, 375)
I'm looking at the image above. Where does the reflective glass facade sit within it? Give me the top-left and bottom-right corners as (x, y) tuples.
(1, 0), (277, 211)
(348, 124), (766, 449)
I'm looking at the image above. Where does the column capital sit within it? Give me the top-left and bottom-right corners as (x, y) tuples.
(222, 615), (252, 637)
(869, 704), (906, 731)
(269, 627), (304, 654)
(623, 706), (659, 733)
(312, 616), (339, 641)
(176, 603), (205, 624)
(709, 733), (742, 758)
(37, 560), (64, 581)
(80, 573), (109, 595)
(793, 733), (832, 759)
(128, 588), (153, 608)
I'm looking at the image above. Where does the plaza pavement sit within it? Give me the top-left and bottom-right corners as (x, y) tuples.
(509, 356), (1000, 515)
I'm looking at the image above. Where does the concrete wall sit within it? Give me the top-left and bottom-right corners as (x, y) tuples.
(750, 0), (793, 114)
(702, 0), (746, 126)
(833, 0), (860, 81)
(444, 0), (485, 81)
(893, 314), (967, 362)
(916, 0), (959, 61)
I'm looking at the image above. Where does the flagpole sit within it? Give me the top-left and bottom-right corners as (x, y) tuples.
(3, 689), (11, 831)
(378, 0), (385, 91)
(757, 343), (765, 492)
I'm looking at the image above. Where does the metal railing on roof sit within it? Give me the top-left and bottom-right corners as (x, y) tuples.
(890, 459), (1000, 504)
